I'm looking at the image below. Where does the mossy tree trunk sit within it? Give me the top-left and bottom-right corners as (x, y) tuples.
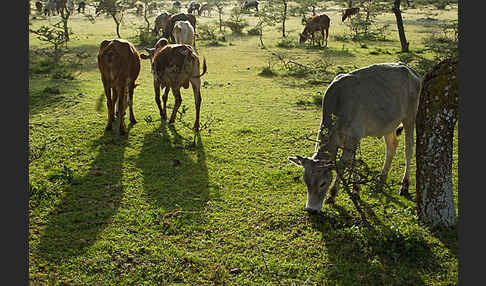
(415, 58), (458, 228)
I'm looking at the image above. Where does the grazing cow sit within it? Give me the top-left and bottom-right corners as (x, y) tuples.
(55, 0), (67, 15)
(198, 2), (212, 16)
(162, 13), (197, 46)
(97, 39), (141, 135)
(140, 40), (207, 132)
(154, 12), (171, 36)
(44, 0), (56, 16)
(78, 1), (86, 13)
(288, 62), (421, 213)
(35, 1), (43, 13)
(172, 21), (195, 46)
(342, 7), (360, 22)
(299, 14), (330, 47)
(187, 1), (200, 14)
(242, 0), (258, 11)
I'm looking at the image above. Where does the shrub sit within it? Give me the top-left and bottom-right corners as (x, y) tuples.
(136, 26), (158, 47)
(224, 7), (249, 34)
(247, 26), (261, 36)
(276, 36), (296, 48)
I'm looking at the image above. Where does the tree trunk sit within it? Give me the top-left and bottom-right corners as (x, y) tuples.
(61, 8), (70, 41)
(144, 8), (150, 31)
(416, 58), (458, 228)
(282, 0), (287, 37)
(112, 15), (121, 38)
(392, 0), (409, 52)
(219, 10), (223, 32)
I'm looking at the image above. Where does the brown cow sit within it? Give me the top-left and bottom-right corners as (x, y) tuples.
(299, 14), (331, 47)
(97, 39), (141, 135)
(140, 40), (207, 132)
(342, 7), (360, 22)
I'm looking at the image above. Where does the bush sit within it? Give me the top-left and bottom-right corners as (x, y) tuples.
(198, 23), (220, 41)
(136, 26), (158, 47)
(276, 37), (297, 48)
(224, 7), (249, 34)
(247, 26), (261, 36)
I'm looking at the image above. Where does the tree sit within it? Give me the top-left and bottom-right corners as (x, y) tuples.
(94, 0), (137, 38)
(254, 0), (279, 47)
(137, 0), (159, 32)
(392, 0), (409, 52)
(415, 58), (458, 228)
(212, 0), (229, 32)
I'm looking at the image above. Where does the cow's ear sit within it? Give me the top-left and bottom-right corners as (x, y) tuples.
(288, 155), (307, 167)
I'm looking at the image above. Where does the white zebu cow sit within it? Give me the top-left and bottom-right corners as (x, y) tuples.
(172, 20), (195, 47)
(289, 62), (422, 213)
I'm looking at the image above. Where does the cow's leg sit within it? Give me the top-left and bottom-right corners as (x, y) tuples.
(104, 85), (114, 130)
(324, 28), (329, 47)
(381, 132), (399, 184)
(334, 137), (360, 199)
(325, 176), (340, 205)
(190, 77), (202, 132)
(169, 88), (182, 124)
(128, 83), (136, 124)
(161, 87), (170, 121)
(400, 121), (415, 197)
(117, 86), (127, 135)
(153, 79), (164, 120)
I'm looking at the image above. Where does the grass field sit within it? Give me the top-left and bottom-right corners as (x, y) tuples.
(29, 1), (458, 285)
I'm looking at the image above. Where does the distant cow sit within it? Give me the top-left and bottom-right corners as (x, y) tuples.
(97, 39), (141, 135)
(78, 1), (86, 13)
(162, 13), (197, 46)
(44, 0), (56, 16)
(198, 2), (212, 16)
(242, 0), (258, 11)
(55, 0), (66, 15)
(173, 20), (195, 46)
(289, 62), (422, 212)
(342, 7), (360, 22)
(154, 12), (171, 36)
(187, 1), (200, 14)
(140, 41), (207, 132)
(299, 14), (330, 47)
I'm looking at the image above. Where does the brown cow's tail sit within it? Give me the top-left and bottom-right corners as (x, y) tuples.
(192, 57), (207, 78)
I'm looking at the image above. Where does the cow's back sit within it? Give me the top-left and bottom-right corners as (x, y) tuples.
(98, 39), (141, 87)
(322, 62), (421, 137)
(152, 44), (198, 87)
(163, 13), (197, 40)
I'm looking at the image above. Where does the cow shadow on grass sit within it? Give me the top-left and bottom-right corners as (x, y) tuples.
(307, 200), (442, 285)
(135, 123), (213, 222)
(35, 122), (134, 264)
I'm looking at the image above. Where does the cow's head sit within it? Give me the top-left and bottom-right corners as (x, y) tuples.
(140, 38), (170, 62)
(298, 32), (309, 45)
(288, 155), (334, 213)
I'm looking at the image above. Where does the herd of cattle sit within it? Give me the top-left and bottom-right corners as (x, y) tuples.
(34, 0), (85, 16)
(33, 1), (423, 211)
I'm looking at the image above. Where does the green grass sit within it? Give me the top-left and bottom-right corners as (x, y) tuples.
(29, 2), (458, 285)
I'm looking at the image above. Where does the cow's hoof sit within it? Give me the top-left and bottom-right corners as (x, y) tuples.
(130, 118), (137, 124)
